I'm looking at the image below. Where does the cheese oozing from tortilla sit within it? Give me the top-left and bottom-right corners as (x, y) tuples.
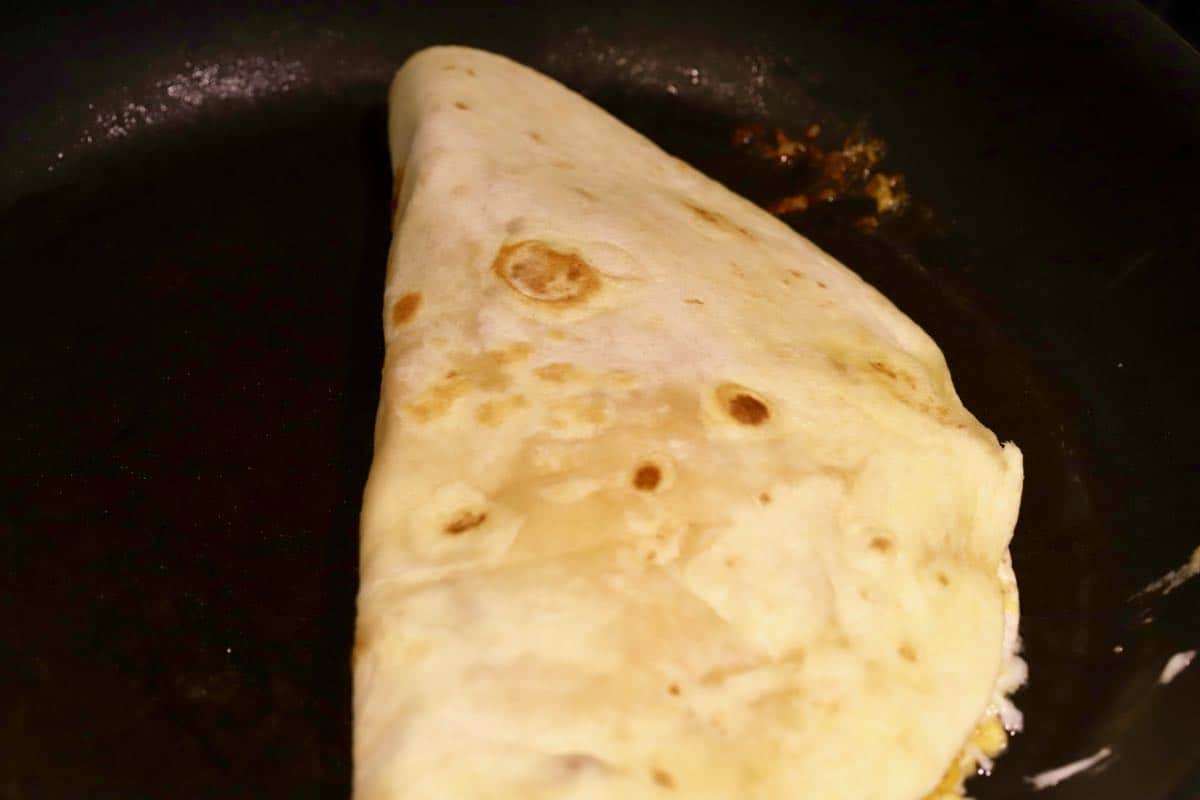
(355, 46), (1024, 800)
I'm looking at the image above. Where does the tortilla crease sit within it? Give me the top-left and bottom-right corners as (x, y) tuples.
(356, 46), (1024, 800)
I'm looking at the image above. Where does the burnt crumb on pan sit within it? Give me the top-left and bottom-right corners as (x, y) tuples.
(730, 123), (915, 231)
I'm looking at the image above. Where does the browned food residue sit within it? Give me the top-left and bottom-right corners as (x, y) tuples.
(731, 124), (910, 227)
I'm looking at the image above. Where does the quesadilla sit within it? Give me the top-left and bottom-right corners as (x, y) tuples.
(355, 46), (1024, 800)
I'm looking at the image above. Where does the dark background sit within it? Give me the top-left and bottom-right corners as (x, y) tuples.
(3, 2), (1199, 799)
(1142, 0), (1200, 45)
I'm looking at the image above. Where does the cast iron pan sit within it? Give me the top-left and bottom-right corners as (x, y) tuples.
(3, 1), (1199, 798)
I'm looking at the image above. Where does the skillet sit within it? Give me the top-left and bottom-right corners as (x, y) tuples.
(3, 1), (1199, 797)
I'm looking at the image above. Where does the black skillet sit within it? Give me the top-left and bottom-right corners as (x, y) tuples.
(3, 1), (1199, 797)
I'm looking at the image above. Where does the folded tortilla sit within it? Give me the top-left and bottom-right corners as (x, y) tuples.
(355, 46), (1024, 800)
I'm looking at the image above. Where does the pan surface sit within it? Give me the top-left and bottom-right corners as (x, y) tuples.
(3, 1), (1199, 798)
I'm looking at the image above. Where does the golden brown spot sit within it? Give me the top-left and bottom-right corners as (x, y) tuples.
(573, 187), (598, 201)
(454, 101), (470, 110)
(560, 753), (606, 775)
(727, 393), (769, 425)
(351, 631), (369, 664)
(391, 292), (422, 326)
(816, 280), (828, 289)
(685, 202), (754, 240)
(450, 183), (468, 196)
(441, 64), (456, 71)
(633, 464), (662, 491)
(869, 536), (893, 553)
(495, 342), (534, 365)
(444, 510), (487, 534)
(668, 683), (681, 696)
(937, 572), (950, 587)
(534, 362), (582, 383)
(552, 159), (576, 170)
(527, 131), (545, 143)
(405, 375), (473, 422)
(652, 769), (675, 789)
(493, 240), (600, 304)
(465, 67), (476, 76)
(645, 550), (657, 562)
(475, 394), (528, 426)
(684, 297), (704, 305)
(724, 556), (738, 568)
(758, 492), (772, 504)
(899, 642), (918, 662)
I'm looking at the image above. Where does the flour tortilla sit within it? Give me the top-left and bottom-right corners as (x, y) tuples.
(355, 46), (1023, 800)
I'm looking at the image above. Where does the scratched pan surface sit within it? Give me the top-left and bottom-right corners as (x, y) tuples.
(2, 1), (1199, 797)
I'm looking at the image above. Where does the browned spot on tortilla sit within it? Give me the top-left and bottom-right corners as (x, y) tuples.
(493, 240), (600, 304)
(351, 630), (369, 664)
(869, 360), (918, 390)
(552, 160), (576, 170)
(534, 362), (583, 383)
(475, 394), (528, 426)
(724, 556), (738, 568)
(728, 393), (769, 425)
(450, 183), (468, 196)
(633, 464), (662, 491)
(899, 642), (918, 662)
(645, 550), (657, 562)
(668, 683), (681, 696)
(454, 101), (470, 110)
(937, 572), (950, 586)
(391, 292), (422, 326)
(684, 297), (704, 305)
(560, 753), (607, 775)
(405, 376), (473, 422)
(444, 510), (487, 534)
(685, 202), (755, 240)
(573, 187), (598, 201)
(528, 131), (545, 143)
(652, 769), (675, 789)
(816, 280), (828, 289)
(714, 383), (771, 426)
(465, 67), (476, 76)
(869, 536), (893, 552)
(758, 492), (772, 504)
